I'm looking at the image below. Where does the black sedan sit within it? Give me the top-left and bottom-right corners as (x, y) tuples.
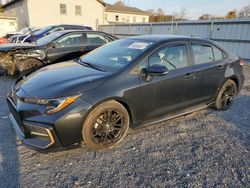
(0, 30), (116, 75)
(7, 35), (245, 151)
(9, 24), (92, 43)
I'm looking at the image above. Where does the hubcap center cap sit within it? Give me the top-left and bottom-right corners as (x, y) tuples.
(105, 123), (112, 131)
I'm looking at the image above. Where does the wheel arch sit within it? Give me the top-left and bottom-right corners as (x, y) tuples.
(16, 58), (45, 72)
(223, 76), (240, 92)
(213, 76), (239, 103)
(228, 76), (239, 92)
(84, 97), (134, 126)
(114, 98), (134, 125)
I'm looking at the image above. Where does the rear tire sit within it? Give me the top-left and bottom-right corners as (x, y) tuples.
(215, 79), (237, 111)
(82, 101), (130, 150)
(16, 58), (43, 74)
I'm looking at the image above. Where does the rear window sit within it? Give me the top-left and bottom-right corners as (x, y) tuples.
(213, 46), (228, 61)
(192, 44), (213, 64)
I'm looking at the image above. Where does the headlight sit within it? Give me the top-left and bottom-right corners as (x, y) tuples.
(23, 95), (81, 115)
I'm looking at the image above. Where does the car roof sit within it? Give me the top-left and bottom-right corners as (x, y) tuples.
(51, 24), (89, 28)
(127, 35), (211, 43)
(54, 30), (113, 35)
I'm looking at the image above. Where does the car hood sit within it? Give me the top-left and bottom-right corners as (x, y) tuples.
(16, 61), (113, 99)
(0, 43), (37, 52)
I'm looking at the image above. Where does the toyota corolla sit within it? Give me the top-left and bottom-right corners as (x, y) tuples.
(7, 35), (245, 151)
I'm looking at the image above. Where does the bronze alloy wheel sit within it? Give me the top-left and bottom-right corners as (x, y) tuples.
(215, 79), (237, 111)
(82, 101), (129, 150)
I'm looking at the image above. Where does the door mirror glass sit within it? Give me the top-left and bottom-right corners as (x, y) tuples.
(147, 64), (168, 76)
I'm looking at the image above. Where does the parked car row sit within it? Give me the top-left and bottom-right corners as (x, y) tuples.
(6, 34), (245, 151)
(9, 24), (92, 44)
(0, 37), (8, 45)
(0, 25), (116, 76)
(0, 27), (40, 45)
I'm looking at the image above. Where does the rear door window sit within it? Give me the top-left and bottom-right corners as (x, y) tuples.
(212, 46), (228, 61)
(192, 44), (213, 64)
(86, 33), (109, 45)
(56, 33), (84, 47)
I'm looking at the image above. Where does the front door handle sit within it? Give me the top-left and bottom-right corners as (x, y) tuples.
(185, 73), (195, 79)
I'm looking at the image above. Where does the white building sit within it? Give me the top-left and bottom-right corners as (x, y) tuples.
(3, 0), (105, 30)
(0, 14), (17, 37)
(104, 4), (150, 24)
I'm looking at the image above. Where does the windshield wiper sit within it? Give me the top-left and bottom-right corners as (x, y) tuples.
(78, 59), (104, 72)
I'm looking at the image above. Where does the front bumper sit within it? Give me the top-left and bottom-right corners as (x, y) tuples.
(9, 113), (57, 149)
(7, 97), (58, 150)
(7, 94), (92, 150)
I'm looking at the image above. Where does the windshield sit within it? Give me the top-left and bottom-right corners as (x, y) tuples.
(80, 39), (153, 71)
(36, 32), (62, 46)
(34, 26), (52, 35)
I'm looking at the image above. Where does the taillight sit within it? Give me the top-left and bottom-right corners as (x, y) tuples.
(240, 60), (245, 66)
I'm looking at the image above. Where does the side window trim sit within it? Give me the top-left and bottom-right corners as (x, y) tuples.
(55, 32), (84, 48)
(103, 35), (114, 43)
(134, 41), (190, 75)
(190, 42), (215, 65)
(85, 32), (108, 46)
(212, 44), (228, 61)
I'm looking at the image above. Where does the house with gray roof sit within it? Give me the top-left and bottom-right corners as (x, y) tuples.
(104, 4), (150, 24)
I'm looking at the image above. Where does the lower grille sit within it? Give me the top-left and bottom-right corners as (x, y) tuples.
(7, 98), (25, 134)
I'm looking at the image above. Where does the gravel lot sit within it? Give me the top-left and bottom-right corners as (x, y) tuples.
(0, 66), (249, 188)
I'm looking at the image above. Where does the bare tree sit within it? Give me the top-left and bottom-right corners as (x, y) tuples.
(114, 0), (125, 6)
(199, 14), (212, 20)
(239, 5), (250, 18)
(147, 9), (155, 16)
(199, 14), (224, 20)
(157, 8), (165, 16)
(179, 7), (186, 19)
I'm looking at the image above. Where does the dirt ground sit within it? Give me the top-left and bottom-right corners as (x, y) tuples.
(0, 66), (249, 188)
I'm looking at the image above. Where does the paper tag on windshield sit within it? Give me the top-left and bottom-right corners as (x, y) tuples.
(128, 42), (149, 50)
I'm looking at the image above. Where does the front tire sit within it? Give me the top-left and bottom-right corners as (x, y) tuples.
(215, 79), (237, 111)
(82, 101), (130, 150)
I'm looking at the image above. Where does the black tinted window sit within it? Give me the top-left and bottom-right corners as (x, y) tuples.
(192, 44), (213, 64)
(86, 33), (107, 45)
(149, 44), (188, 70)
(56, 33), (84, 47)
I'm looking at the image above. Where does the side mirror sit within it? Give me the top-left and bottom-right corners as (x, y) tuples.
(146, 64), (168, 76)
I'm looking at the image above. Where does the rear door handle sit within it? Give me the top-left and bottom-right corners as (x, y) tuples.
(185, 73), (195, 79)
(217, 65), (224, 70)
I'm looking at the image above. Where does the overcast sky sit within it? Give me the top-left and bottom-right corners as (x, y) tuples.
(105, 0), (250, 19)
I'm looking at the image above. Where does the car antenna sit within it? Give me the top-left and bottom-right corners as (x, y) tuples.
(25, 22), (37, 45)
